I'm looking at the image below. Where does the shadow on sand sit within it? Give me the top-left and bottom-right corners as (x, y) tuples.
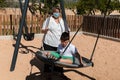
(26, 57), (71, 80)
(25, 57), (96, 80)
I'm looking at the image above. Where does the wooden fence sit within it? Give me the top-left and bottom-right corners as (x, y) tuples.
(0, 14), (83, 35)
(83, 15), (120, 39)
(0, 14), (120, 39)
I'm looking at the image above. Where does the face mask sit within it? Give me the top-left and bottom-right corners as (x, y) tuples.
(53, 12), (60, 18)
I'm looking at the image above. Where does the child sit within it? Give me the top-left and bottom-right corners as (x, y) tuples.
(45, 32), (83, 65)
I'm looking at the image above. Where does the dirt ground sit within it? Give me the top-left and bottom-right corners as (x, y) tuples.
(0, 33), (120, 80)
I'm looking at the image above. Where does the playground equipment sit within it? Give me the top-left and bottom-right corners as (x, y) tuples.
(10, 0), (111, 72)
(19, 0), (35, 41)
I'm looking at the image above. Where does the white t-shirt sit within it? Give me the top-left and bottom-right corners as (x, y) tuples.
(42, 16), (65, 47)
(57, 43), (78, 57)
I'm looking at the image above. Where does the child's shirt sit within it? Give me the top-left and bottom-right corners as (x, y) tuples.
(57, 43), (78, 57)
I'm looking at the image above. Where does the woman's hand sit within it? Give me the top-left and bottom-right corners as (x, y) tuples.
(42, 27), (49, 34)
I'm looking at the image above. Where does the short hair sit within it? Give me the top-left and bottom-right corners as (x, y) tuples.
(52, 6), (61, 12)
(60, 32), (70, 41)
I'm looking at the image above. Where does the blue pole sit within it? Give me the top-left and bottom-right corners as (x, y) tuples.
(10, 0), (29, 71)
(19, 0), (28, 34)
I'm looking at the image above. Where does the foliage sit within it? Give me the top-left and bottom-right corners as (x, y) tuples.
(42, 0), (60, 14)
(96, 0), (120, 15)
(29, 0), (79, 15)
(76, 0), (96, 15)
(76, 0), (120, 15)
(64, 0), (77, 9)
(0, 0), (19, 8)
(111, 0), (120, 12)
(0, 0), (6, 8)
(29, 0), (60, 15)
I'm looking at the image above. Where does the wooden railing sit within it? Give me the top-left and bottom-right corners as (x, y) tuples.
(0, 14), (83, 35)
(0, 14), (120, 39)
(83, 15), (120, 39)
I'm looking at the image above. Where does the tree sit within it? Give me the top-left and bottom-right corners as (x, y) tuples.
(64, 0), (77, 9)
(64, 0), (77, 14)
(76, 0), (120, 15)
(0, 0), (20, 8)
(0, 0), (6, 8)
(111, 0), (120, 13)
(42, 0), (60, 14)
(76, 0), (96, 15)
(29, 0), (60, 15)
(96, 0), (120, 15)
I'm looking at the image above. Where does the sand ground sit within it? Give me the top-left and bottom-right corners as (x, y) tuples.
(0, 33), (120, 80)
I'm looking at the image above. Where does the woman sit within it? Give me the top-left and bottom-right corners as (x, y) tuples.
(42, 6), (66, 51)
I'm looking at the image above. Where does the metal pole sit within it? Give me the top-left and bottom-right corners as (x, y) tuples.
(60, 0), (69, 32)
(90, 0), (111, 61)
(19, 0), (28, 34)
(10, 0), (29, 71)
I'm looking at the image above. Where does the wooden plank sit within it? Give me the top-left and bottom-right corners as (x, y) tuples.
(0, 15), (2, 35)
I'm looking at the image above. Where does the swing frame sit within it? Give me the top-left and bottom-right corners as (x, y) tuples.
(19, 0), (35, 41)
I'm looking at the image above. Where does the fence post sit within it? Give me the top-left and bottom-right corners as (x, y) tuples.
(10, 15), (13, 35)
(0, 15), (2, 35)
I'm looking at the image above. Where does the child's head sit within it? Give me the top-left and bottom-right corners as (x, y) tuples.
(60, 32), (70, 47)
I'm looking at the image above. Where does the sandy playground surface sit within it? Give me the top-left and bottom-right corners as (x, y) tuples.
(0, 33), (120, 80)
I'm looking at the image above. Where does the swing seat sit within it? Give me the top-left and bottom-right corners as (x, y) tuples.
(23, 33), (34, 41)
(35, 51), (94, 68)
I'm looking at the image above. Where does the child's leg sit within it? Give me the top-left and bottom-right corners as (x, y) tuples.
(59, 59), (73, 64)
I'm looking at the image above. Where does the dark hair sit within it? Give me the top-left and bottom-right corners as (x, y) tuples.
(60, 32), (70, 41)
(52, 6), (61, 13)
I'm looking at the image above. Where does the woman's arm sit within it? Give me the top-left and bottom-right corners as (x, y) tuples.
(41, 27), (49, 34)
(41, 17), (51, 34)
